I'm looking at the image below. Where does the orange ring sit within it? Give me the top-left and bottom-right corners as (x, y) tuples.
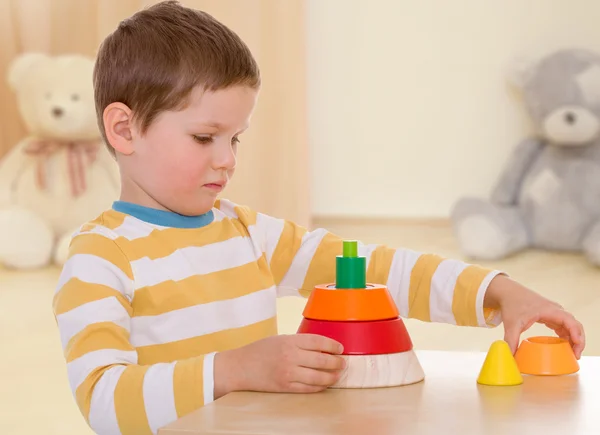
(302, 283), (399, 321)
(514, 336), (580, 376)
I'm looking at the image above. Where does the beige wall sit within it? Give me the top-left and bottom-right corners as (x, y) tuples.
(307, 0), (600, 218)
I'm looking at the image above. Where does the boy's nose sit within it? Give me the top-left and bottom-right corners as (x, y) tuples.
(213, 143), (237, 170)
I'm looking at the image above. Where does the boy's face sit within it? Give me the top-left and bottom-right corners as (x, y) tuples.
(118, 85), (258, 216)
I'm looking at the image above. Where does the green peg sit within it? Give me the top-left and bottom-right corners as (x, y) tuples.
(336, 240), (366, 289)
(343, 240), (358, 257)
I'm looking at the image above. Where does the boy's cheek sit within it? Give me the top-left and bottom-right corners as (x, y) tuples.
(175, 165), (206, 189)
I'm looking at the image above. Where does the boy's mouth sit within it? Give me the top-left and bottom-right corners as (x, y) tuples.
(204, 181), (225, 192)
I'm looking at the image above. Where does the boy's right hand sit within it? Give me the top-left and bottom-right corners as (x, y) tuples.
(214, 334), (346, 398)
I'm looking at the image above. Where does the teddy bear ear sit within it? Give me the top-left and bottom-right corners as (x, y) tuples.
(505, 53), (539, 91)
(7, 52), (50, 91)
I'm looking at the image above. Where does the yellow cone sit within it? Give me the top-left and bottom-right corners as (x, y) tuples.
(477, 340), (523, 386)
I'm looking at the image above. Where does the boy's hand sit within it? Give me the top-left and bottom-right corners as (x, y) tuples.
(214, 334), (345, 398)
(485, 275), (586, 359)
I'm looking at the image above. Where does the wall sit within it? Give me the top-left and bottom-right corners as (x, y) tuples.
(306, 0), (600, 218)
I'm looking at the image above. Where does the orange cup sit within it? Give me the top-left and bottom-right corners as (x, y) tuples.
(514, 336), (579, 376)
(302, 283), (399, 321)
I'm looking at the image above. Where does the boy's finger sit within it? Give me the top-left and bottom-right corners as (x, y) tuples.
(543, 310), (582, 341)
(504, 315), (537, 354)
(503, 323), (521, 354)
(572, 320), (585, 359)
(540, 310), (585, 358)
(297, 348), (346, 371)
(295, 333), (344, 354)
(288, 382), (327, 394)
(292, 366), (340, 387)
(283, 382), (328, 394)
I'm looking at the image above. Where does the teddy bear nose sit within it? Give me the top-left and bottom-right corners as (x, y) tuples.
(564, 111), (576, 125)
(52, 107), (64, 118)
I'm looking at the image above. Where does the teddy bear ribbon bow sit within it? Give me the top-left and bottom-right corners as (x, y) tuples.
(23, 139), (101, 197)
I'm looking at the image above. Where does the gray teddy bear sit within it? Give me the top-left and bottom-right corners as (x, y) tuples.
(451, 48), (600, 266)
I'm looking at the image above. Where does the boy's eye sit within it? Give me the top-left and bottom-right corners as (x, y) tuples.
(193, 135), (213, 145)
(192, 135), (241, 145)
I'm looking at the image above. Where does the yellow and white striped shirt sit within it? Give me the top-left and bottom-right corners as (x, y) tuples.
(53, 198), (501, 435)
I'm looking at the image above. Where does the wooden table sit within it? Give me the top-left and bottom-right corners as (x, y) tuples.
(159, 350), (600, 435)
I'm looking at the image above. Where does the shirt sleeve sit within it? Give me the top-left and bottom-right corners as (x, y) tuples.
(256, 212), (502, 328)
(53, 230), (215, 435)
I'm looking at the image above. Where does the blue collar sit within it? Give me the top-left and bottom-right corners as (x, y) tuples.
(112, 201), (214, 229)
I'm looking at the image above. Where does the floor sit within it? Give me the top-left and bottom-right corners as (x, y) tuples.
(1, 219), (598, 434)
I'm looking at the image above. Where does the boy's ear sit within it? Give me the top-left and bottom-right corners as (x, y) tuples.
(103, 102), (136, 155)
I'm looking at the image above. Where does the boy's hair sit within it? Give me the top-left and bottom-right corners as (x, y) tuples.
(93, 0), (261, 154)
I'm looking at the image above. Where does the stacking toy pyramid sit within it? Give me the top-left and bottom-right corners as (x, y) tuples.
(297, 241), (425, 389)
(477, 340), (523, 386)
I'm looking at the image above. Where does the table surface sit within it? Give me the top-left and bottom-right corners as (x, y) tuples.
(159, 350), (600, 435)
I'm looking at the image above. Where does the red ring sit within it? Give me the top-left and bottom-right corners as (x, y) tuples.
(297, 317), (413, 355)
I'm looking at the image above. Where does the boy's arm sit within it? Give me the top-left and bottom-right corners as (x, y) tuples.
(259, 214), (502, 327)
(53, 232), (231, 435)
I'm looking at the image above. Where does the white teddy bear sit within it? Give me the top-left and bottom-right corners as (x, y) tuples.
(0, 53), (120, 269)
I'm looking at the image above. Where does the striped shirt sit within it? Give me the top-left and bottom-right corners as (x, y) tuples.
(53, 198), (502, 435)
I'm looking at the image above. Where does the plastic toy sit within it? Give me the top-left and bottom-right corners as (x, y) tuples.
(297, 240), (425, 389)
(477, 340), (523, 386)
(514, 336), (580, 376)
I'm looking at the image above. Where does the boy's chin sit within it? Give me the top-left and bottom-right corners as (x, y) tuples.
(167, 199), (216, 217)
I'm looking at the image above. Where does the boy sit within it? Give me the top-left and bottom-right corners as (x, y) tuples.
(52, 2), (585, 435)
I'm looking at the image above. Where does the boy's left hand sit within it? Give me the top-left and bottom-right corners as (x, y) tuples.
(484, 274), (586, 359)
